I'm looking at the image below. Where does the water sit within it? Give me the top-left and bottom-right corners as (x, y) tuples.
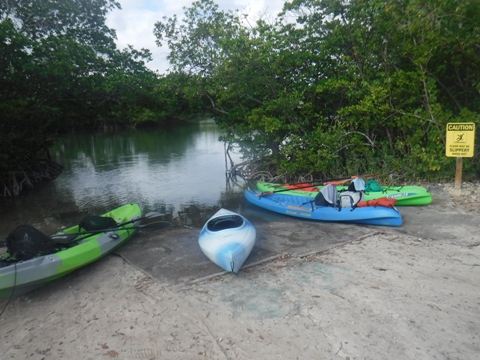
(0, 119), (247, 238)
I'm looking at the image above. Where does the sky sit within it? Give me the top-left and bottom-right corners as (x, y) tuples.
(106, 0), (286, 74)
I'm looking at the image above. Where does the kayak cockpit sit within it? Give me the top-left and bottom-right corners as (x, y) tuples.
(207, 215), (244, 232)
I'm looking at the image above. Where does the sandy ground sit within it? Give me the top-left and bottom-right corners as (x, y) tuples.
(0, 182), (479, 359)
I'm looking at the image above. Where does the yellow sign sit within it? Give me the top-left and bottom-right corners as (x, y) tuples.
(446, 122), (476, 157)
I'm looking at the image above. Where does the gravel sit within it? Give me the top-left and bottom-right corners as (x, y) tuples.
(438, 180), (480, 215)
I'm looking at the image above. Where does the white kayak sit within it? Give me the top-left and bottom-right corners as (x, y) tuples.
(198, 208), (256, 273)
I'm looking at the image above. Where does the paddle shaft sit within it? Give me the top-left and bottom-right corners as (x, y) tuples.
(262, 174), (377, 195)
(54, 213), (167, 238)
(274, 173), (378, 187)
(51, 219), (172, 244)
(115, 211), (165, 228)
(50, 226), (137, 243)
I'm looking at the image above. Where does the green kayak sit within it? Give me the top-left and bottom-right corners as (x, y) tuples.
(0, 203), (141, 298)
(256, 181), (432, 206)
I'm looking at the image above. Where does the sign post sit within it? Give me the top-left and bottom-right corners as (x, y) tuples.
(445, 123), (476, 189)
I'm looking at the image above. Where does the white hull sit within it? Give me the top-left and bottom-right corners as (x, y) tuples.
(198, 209), (256, 273)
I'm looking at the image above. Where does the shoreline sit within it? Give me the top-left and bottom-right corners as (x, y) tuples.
(1, 229), (478, 359)
(0, 182), (479, 359)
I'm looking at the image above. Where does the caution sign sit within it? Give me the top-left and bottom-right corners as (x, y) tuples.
(446, 123), (475, 157)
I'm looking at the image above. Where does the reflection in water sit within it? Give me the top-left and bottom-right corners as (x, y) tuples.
(0, 119), (246, 238)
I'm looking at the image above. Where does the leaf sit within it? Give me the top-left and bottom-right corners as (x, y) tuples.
(107, 350), (119, 357)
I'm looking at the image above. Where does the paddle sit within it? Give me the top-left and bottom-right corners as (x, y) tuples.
(51, 221), (172, 244)
(115, 211), (166, 228)
(282, 173), (377, 187)
(258, 174), (377, 195)
(324, 173), (378, 185)
(50, 212), (172, 244)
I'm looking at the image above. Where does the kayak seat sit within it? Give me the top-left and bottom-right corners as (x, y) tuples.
(79, 215), (118, 231)
(314, 184), (338, 207)
(6, 225), (59, 261)
(207, 215), (244, 232)
(349, 178), (366, 191)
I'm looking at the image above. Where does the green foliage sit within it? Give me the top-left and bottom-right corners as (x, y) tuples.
(154, 0), (244, 76)
(0, 0), (190, 195)
(2, 0), (480, 195)
(154, 0), (480, 181)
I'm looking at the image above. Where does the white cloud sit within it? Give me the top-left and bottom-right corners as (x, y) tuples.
(106, 0), (285, 74)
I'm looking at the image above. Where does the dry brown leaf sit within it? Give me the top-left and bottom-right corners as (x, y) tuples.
(107, 350), (119, 357)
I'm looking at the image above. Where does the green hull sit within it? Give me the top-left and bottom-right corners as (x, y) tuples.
(256, 182), (432, 206)
(0, 203), (141, 298)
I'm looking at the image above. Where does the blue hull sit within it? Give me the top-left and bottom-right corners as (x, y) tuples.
(245, 189), (402, 227)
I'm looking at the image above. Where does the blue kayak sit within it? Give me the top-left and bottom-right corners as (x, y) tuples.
(244, 189), (402, 227)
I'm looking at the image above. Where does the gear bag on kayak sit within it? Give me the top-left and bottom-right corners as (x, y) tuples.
(339, 191), (364, 208)
(364, 179), (383, 192)
(356, 197), (397, 208)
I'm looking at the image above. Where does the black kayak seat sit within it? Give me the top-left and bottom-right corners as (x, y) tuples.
(79, 215), (118, 231)
(6, 225), (58, 261)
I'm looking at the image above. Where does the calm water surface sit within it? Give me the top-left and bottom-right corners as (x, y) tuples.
(0, 119), (247, 238)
